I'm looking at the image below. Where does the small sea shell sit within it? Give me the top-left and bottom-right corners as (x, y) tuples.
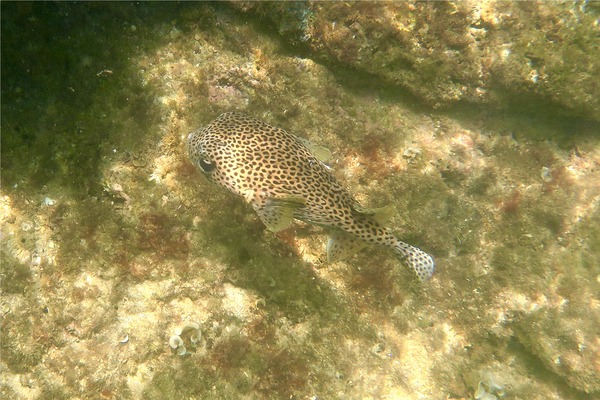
(190, 330), (201, 344)
(43, 197), (56, 206)
(540, 166), (552, 182)
(169, 335), (184, 349)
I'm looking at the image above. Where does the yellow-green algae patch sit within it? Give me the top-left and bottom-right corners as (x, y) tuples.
(1, 3), (599, 399)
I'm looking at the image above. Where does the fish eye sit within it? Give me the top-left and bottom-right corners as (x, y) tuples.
(198, 158), (215, 173)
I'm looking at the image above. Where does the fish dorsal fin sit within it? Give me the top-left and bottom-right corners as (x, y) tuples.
(326, 231), (368, 263)
(353, 205), (396, 225)
(296, 137), (332, 163)
(254, 196), (305, 232)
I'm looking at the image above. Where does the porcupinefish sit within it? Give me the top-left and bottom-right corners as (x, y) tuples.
(187, 112), (434, 282)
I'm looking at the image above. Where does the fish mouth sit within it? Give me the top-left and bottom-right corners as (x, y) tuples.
(186, 131), (202, 161)
(187, 129), (201, 143)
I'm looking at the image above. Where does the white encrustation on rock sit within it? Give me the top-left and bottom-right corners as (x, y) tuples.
(169, 322), (201, 357)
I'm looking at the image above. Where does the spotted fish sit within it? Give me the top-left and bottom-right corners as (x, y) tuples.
(187, 113), (434, 282)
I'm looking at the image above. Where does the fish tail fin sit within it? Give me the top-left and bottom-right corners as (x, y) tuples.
(394, 241), (435, 282)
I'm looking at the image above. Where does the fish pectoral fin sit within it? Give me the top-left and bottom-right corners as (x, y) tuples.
(241, 189), (256, 203)
(353, 205), (396, 225)
(255, 196), (305, 233)
(296, 137), (332, 163)
(326, 231), (367, 263)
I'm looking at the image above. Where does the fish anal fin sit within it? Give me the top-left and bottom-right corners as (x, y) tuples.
(326, 231), (368, 263)
(254, 196), (305, 232)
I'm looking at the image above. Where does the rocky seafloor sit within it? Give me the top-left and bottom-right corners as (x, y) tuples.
(1, 2), (599, 399)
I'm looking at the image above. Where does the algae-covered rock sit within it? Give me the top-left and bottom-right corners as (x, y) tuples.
(235, 1), (600, 120)
(511, 306), (600, 393)
(1, 2), (599, 399)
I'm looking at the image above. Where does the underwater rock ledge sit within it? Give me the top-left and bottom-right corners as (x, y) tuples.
(233, 1), (600, 121)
